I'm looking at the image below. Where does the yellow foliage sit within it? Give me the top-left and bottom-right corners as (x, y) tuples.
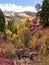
(42, 35), (49, 44)
(24, 18), (29, 27)
(23, 27), (29, 33)
(12, 34), (19, 42)
(17, 28), (23, 36)
(2, 43), (15, 54)
(24, 18), (29, 23)
(4, 43), (14, 50)
(42, 46), (48, 56)
(5, 29), (12, 36)
(16, 39), (25, 49)
(12, 34), (18, 38)
(32, 38), (38, 49)
(42, 55), (49, 65)
(29, 37), (38, 50)
(23, 27), (28, 30)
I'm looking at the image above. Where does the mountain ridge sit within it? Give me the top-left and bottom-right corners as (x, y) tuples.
(3, 11), (36, 20)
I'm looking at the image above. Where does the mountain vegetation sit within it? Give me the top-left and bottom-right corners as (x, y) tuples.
(40, 0), (49, 26)
(0, 9), (6, 32)
(0, 0), (49, 65)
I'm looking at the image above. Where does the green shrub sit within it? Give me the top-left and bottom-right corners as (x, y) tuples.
(42, 47), (48, 56)
(38, 31), (42, 38)
(8, 22), (17, 34)
(7, 49), (15, 58)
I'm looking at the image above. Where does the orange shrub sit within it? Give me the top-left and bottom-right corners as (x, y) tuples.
(17, 28), (23, 36)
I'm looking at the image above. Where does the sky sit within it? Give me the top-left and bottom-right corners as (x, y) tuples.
(0, 0), (43, 12)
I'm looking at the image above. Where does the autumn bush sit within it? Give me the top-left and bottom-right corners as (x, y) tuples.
(41, 55), (49, 65)
(29, 37), (38, 50)
(17, 28), (23, 36)
(3, 29), (12, 41)
(3, 43), (15, 58)
(45, 37), (49, 46)
(12, 34), (19, 43)
(21, 27), (30, 47)
(16, 39), (25, 50)
(5, 29), (12, 36)
(37, 31), (42, 38)
(24, 18), (29, 27)
(18, 21), (24, 29)
(42, 46), (48, 56)
(12, 34), (25, 50)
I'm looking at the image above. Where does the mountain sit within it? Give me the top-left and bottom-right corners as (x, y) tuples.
(14, 11), (36, 19)
(23, 11), (36, 17)
(3, 11), (36, 20)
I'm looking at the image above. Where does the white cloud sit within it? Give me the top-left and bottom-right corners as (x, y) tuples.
(0, 4), (37, 12)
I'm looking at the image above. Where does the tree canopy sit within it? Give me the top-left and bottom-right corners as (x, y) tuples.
(0, 9), (6, 32)
(40, 0), (49, 26)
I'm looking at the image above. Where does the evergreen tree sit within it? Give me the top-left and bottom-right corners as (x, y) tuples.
(40, 0), (49, 26)
(35, 3), (41, 12)
(8, 22), (17, 34)
(0, 9), (6, 32)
